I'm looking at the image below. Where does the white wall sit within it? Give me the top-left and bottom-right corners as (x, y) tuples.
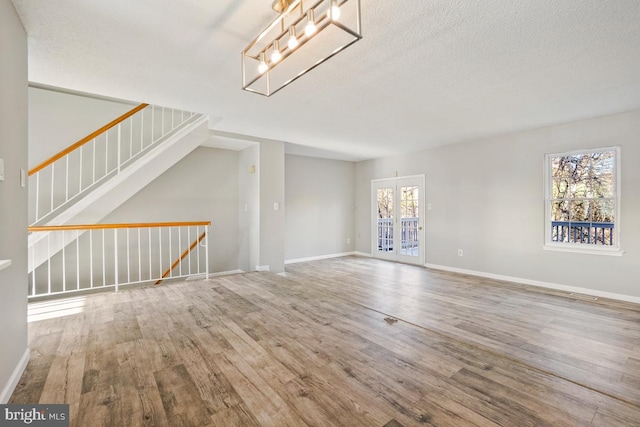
(28, 87), (133, 167)
(103, 146), (240, 273)
(356, 109), (640, 299)
(0, 0), (29, 403)
(285, 154), (355, 261)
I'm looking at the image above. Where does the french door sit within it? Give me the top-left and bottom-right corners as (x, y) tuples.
(371, 176), (425, 264)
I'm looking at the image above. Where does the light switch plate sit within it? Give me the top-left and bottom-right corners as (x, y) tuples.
(20, 168), (26, 187)
(0, 158), (4, 181)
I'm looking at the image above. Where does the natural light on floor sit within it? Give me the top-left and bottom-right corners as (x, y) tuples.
(28, 296), (87, 322)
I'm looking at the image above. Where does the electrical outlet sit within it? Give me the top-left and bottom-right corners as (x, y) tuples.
(427, 203), (432, 210)
(347, 238), (351, 244)
(458, 249), (463, 257)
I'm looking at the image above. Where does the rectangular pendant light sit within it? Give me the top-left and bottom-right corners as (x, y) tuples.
(242, 0), (362, 97)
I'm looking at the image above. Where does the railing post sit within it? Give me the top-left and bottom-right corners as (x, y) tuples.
(47, 233), (51, 295)
(205, 225), (210, 280)
(114, 229), (119, 293)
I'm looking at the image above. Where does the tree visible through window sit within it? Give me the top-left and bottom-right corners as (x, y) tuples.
(547, 148), (619, 249)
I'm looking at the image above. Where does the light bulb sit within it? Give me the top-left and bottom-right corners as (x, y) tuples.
(287, 27), (300, 50)
(329, 5), (340, 20)
(270, 40), (282, 64)
(258, 53), (268, 74)
(305, 10), (317, 37)
(271, 50), (282, 64)
(305, 20), (317, 37)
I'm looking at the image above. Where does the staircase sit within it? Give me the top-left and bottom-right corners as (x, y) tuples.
(28, 103), (210, 282)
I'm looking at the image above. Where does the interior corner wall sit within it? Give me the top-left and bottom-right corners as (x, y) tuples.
(0, 0), (29, 403)
(103, 146), (241, 273)
(285, 154), (356, 261)
(238, 144), (260, 272)
(259, 141), (285, 273)
(355, 109), (640, 299)
(28, 87), (133, 167)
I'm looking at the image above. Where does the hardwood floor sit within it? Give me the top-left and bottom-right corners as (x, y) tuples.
(10, 256), (640, 426)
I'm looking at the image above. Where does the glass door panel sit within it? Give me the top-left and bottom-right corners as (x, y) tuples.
(400, 185), (419, 257)
(376, 187), (394, 254)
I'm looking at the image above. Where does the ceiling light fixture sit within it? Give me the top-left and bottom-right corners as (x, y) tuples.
(242, 0), (362, 97)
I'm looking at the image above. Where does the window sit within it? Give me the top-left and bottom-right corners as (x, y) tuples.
(544, 147), (621, 255)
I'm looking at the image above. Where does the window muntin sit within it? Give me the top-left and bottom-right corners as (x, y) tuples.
(546, 148), (619, 251)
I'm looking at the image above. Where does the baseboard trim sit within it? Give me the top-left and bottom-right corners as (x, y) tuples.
(187, 270), (245, 281)
(209, 269), (244, 278)
(285, 252), (356, 265)
(0, 348), (30, 404)
(255, 265), (270, 272)
(354, 251), (372, 258)
(424, 263), (640, 304)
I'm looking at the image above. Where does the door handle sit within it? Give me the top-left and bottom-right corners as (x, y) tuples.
(419, 226), (423, 230)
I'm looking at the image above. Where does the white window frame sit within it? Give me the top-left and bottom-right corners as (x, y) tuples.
(543, 146), (623, 256)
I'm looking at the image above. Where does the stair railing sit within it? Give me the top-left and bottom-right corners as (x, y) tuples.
(27, 221), (210, 299)
(28, 104), (201, 224)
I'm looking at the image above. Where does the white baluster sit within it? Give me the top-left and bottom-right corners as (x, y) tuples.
(62, 230), (66, 293)
(148, 228), (152, 280)
(178, 227), (182, 277)
(126, 228), (130, 285)
(138, 228), (142, 283)
(159, 227), (162, 280)
(47, 233), (51, 295)
(76, 230), (80, 291)
(90, 230), (94, 289)
(168, 227), (172, 279)
(102, 229), (106, 287)
(114, 229), (119, 293)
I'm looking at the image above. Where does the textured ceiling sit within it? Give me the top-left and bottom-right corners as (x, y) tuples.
(11, 0), (640, 161)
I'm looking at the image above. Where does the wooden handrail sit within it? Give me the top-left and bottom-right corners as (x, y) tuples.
(28, 221), (211, 232)
(28, 103), (149, 176)
(155, 231), (207, 285)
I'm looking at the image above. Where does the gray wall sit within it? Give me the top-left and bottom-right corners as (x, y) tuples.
(0, 0), (29, 402)
(238, 145), (260, 272)
(28, 87), (133, 167)
(104, 146), (240, 273)
(259, 141), (285, 273)
(285, 154), (355, 261)
(355, 109), (640, 299)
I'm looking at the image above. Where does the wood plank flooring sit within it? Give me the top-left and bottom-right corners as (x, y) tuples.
(10, 256), (640, 426)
